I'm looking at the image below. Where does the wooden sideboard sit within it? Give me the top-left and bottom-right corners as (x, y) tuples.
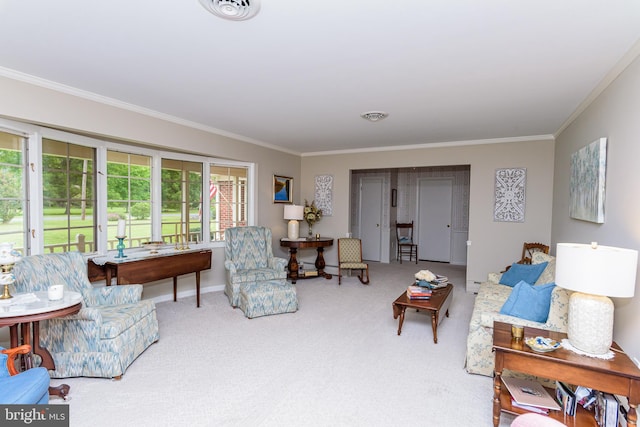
(88, 249), (212, 307)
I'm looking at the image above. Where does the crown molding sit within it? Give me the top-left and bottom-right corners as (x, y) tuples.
(0, 66), (300, 156)
(301, 135), (555, 157)
(0, 66), (558, 158)
(555, 38), (640, 137)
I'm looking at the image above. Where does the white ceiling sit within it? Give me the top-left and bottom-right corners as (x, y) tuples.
(1, 0), (639, 155)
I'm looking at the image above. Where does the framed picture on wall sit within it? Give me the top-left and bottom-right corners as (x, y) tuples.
(273, 175), (293, 203)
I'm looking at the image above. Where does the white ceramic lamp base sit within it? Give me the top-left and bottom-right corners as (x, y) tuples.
(567, 291), (614, 355)
(287, 220), (300, 240)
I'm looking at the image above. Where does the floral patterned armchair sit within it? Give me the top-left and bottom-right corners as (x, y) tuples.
(224, 226), (287, 307)
(13, 252), (159, 379)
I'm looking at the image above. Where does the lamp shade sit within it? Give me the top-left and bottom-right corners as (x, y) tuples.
(284, 205), (304, 240)
(284, 205), (304, 221)
(555, 243), (638, 298)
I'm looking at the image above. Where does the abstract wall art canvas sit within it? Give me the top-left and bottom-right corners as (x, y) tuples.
(494, 168), (526, 222)
(570, 137), (607, 223)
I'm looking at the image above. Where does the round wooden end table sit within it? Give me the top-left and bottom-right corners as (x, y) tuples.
(0, 291), (83, 399)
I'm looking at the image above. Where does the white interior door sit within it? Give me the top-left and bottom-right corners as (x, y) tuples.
(359, 177), (382, 261)
(417, 178), (453, 262)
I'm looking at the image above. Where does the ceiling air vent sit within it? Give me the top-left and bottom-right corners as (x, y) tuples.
(360, 111), (389, 122)
(198, 0), (261, 21)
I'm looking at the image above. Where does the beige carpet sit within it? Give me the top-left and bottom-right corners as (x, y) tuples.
(50, 261), (516, 427)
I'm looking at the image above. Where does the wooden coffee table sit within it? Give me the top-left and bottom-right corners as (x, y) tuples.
(492, 321), (640, 427)
(392, 283), (453, 343)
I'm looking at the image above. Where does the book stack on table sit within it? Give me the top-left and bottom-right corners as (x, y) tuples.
(415, 275), (448, 289)
(502, 377), (561, 415)
(406, 285), (432, 300)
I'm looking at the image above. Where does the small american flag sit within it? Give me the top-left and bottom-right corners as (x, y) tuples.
(209, 181), (217, 199)
(198, 181), (217, 219)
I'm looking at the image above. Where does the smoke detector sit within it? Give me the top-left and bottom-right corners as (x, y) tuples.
(199, 0), (261, 21)
(360, 111), (389, 122)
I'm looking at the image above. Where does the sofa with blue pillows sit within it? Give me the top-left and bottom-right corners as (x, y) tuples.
(464, 252), (572, 376)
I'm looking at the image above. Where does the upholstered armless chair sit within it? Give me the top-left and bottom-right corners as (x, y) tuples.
(224, 226), (288, 307)
(337, 238), (370, 285)
(13, 252), (159, 379)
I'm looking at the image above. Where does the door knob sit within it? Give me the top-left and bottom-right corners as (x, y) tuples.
(447, 225), (450, 228)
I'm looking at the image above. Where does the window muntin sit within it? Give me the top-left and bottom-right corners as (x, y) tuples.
(210, 165), (248, 241)
(0, 131), (26, 254)
(161, 159), (202, 245)
(107, 151), (152, 249)
(42, 138), (96, 253)
(0, 118), (255, 256)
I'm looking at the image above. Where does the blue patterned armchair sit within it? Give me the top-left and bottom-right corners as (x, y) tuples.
(13, 252), (159, 379)
(224, 226), (288, 307)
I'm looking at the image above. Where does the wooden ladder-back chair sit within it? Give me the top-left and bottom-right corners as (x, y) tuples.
(395, 221), (418, 264)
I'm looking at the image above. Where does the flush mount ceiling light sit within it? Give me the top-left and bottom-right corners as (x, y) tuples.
(360, 111), (389, 122)
(198, 0), (261, 21)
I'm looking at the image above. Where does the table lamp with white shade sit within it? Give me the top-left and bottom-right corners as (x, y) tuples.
(284, 205), (304, 240)
(555, 242), (638, 355)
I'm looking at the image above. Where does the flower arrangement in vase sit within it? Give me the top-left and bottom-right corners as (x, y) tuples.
(303, 199), (322, 237)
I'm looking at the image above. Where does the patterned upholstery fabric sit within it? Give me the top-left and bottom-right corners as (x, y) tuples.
(337, 238), (369, 285)
(12, 252), (159, 379)
(224, 226), (288, 307)
(239, 281), (298, 319)
(532, 252), (556, 285)
(465, 255), (571, 376)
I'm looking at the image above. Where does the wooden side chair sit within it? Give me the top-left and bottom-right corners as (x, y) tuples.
(337, 238), (370, 285)
(395, 221), (418, 264)
(520, 242), (550, 264)
(503, 242), (550, 272)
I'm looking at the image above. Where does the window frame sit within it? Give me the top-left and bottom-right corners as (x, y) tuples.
(0, 117), (256, 256)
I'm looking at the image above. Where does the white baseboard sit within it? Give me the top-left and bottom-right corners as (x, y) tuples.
(150, 284), (225, 304)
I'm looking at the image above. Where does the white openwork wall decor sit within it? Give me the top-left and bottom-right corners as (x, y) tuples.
(314, 175), (333, 216)
(494, 168), (526, 222)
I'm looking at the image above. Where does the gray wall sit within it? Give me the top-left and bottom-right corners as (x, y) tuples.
(0, 75), (557, 298)
(552, 54), (640, 362)
(301, 139), (555, 292)
(0, 75), (301, 299)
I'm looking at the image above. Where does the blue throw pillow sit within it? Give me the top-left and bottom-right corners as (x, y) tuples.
(500, 281), (556, 323)
(499, 262), (548, 287)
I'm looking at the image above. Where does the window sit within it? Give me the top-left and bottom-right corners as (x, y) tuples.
(42, 138), (96, 253)
(0, 117), (255, 256)
(161, 159), (202, 245)
(107, 151), (152, 249)
(210, 165), (248, 241)
(0, 130), (26, 254)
